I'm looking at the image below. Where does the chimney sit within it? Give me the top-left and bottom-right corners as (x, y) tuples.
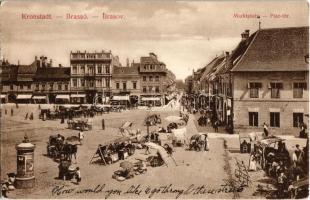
(39, 56), (43, 68)
(35, 56), (38, 61)
(59, 64), (62, 68)
(126, 58), (129, 67)
(49, 59), (52, 67)
(18, 60), (20, 65)
(241, 30), (250, 41)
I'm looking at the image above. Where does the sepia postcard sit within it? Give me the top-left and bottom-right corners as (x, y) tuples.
(0, 0), (309, 199)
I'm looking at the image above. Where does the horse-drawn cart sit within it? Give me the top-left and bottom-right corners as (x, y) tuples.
(67, 118), (92, 131)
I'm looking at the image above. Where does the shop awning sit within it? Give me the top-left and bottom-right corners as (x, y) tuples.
(141, 97), (161, 101)
(32, 96), (47, 100)
(112, 96), (129, 101)
(0, 94), (6, 99)
(16, 94), (32, 99)
(71, 94), (86, 98)
(56, 94), (70, 100)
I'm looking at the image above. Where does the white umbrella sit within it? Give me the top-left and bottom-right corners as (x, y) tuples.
(165, 116), (182, 122)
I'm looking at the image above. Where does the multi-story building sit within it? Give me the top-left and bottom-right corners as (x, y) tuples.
(139, 53), (169, 106)
(33, 62), (70, 104)
(0, 56), (71, 104)
(70, 50), (121, 104)
(111, 65), (140, 105)
(231, 27), (309, 135)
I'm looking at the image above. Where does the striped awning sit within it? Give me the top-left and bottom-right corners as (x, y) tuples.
(56, 94), (70, 100)
(17, 94), (32, 99)
(32, 96), (47, 100)
(141, 97), (161, 101)
(71, 94), (86, 98)
(112, 96), (129, 101)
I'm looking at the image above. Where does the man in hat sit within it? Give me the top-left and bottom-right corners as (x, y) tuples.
(75, 167), (81, 184)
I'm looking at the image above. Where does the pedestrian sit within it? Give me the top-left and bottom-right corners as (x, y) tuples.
(102, 118), (105, 130)
(78, 130), (84, 145)
(10, 108), (13, 116)
(29, 113), (33, 120)
(75, 167), (81, 184)
(214, 120), (219, 133)
(299, 123), (306, 138)
(263, 122), (269, 137)
(25, 113), (28, 120)
(61, 114), (65, 124)
(145, 145), (151, 155)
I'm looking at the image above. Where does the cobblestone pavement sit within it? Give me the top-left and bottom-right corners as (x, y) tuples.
(2, 104), (233, 199)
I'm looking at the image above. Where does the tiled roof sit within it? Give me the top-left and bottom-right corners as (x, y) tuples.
(17, 60), (38, 74)
(113, 66), (139, 75)
(140, 56), (159, 64)
(34, 67), (70, 80)
(200, 54), (226, 81)
(0, 65), (18, 82)
(232, 26), (309, 72)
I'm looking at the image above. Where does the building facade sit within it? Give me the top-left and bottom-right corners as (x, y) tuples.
(231, 27), (309, 135)
(111, 65), (140, 105)
(139, 53), (169, 106)
(70, 50), (121, 104)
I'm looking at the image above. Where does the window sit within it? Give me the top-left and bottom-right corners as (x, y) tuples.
(149, 76), (153, 82)
(248, 82), (262, 98)
(89, 80), (94, 87)
(42, 84), (45, 90)
(35, 84), (39, 90)
(105, 65), (110, 74)
(49, 83), (53, 90)
(155, 86), (160, 93)
(116, 82), (120, 89)
(143, 76), (146, 81)
(143, 87), (147, 93)
(123, 82), (127, 90)
(155, 76), (159, 82)
(97, 79), (102, 87)
(72, 65), (77, 74)
(106, 78), (110, 87)
(80, 65), (85, 74)
(97, 65), (102, 74)
(64, 84), (68, 91)
(80, 79), (85, 87)
(27, 84), (31, 90)
(20, 85), (23, 90)
(58, 84), (62, 91)
(269, 82), (283, 98)
(10, 85), (13, 90)
(293, 82), (307, 98)
(293, 113), (303, 127)
(270, 112), (280, 127)
(149, 86), (153, 92)
(133, 82), (137, 89)
(73, 79), (77, 87)
(249, 112), (258, 126)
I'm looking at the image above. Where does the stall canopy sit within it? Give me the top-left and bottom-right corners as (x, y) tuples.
(112, 96), (129, 101)
(32, 96), (47, 100)
(0, 94), (6, 99)
(141, 97), (161, 101)
(16, 94), (32, 99)
(56, 94), (70, 100)
(71, 94), (86, 98)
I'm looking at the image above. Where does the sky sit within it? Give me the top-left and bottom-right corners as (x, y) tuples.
(0, 0), (308, 80)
